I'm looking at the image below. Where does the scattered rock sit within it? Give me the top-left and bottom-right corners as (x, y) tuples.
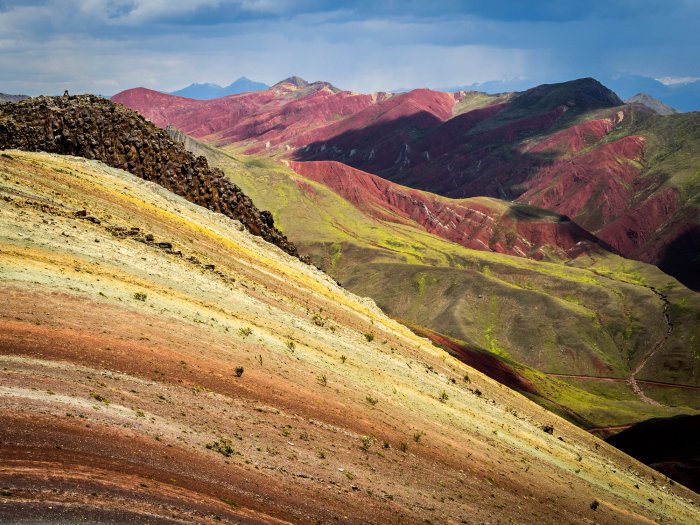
(0, 95), (302, 259)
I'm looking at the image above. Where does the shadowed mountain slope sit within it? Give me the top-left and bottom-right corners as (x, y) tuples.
(293, 83), (700, 289)
(3, 151), (699, 522)
(112, 78), (700, 288)
(607, 414), (700, 493)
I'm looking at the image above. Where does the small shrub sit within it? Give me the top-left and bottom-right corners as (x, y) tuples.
(234, 367), (244, 377)
(312, 314), (325, 327)
(90, 392), (110, 405)
(344, 470), (355, 480)
(286, 340), (295, 351)
(590, 500), (599, 511)
(135, 409), (145, 417)
(238, 327), (252, 338)
(413, 431), (424, 443)
(438, 391), (449, 402)
(359, 435), (373, 452)
(206, 438), (234, 457)
(364, 333), (375, 342)
(463, 374), (470, 383)
(133, 292), (147, 301)
(340, 355), (347, 363)
(398, 442), (408, 452)
(542, 425), (554, 435)
(299, 431), (309, 441)
(317, 374), (327, 387)
(317, 451), (326, 459)
(366, 395), (378, 406)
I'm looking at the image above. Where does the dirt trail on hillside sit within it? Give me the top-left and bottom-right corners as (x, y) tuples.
(627, 287), (673, 406)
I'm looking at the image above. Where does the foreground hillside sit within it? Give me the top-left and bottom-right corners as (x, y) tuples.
(4, 92), (695, 430)
(1, 150), (699, 523)
(113, 77), (700, 289)
(177, 135), (700, 431)
(0, 94), (300, 259)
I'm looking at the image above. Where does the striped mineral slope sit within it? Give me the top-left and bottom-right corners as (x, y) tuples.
(0, 151), (699, 524)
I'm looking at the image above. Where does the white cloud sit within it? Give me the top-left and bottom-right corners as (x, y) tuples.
(655, 76), (700, 86)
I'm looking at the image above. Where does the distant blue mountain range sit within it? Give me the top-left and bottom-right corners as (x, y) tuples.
(171, 77), (269, 99)
(436, 74), (699, 112)
(602, 75), (699, 113)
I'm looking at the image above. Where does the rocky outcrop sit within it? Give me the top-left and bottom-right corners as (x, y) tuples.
(0, 94), (302, 259)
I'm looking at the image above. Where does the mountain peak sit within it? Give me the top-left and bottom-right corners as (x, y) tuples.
(272, 76), (342, 95)
(170, 77), (269, 100)
(510, 77), (623, 115)
(626, 92), (678, 115)
(277, 76), (309, 87)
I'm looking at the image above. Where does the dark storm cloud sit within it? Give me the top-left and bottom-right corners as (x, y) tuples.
(0, 0), (698, 96)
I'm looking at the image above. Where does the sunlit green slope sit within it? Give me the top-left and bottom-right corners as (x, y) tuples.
(178, 135), (700, 429)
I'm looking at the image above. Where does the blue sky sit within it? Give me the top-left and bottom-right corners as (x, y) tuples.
(0, 0), (698, 95)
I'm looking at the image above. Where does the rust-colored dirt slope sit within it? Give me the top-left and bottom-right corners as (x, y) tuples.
(111, 80), (383, 151)
(112, 78), (700, 288)
(289, 159), (610, 260)
(1, 151), (698, 523)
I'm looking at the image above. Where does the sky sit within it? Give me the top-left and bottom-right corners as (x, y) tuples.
(1, 0), (699, 96)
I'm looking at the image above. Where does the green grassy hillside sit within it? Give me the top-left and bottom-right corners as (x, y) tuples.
(176, 136), (700, 429)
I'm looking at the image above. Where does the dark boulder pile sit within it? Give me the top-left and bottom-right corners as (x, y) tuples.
(0, 94), (303, 260)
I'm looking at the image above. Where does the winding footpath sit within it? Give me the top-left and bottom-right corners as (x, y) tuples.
(627, 287), (673, 406)
(546, 285), (679, 406)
